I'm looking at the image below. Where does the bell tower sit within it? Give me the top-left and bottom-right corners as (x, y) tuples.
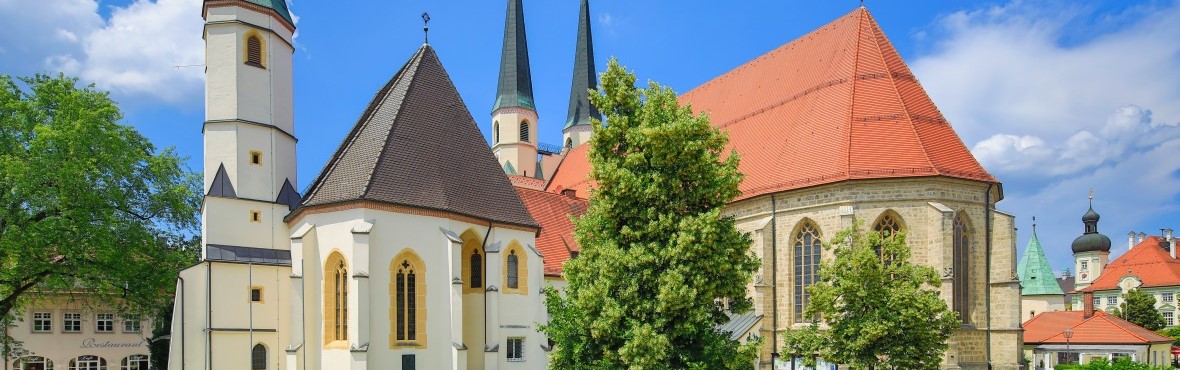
(201, 0), (300, 253)
(562, 0), (601, 149)
(1072, 192), (1112, 290)
(491, 0), (539, 177)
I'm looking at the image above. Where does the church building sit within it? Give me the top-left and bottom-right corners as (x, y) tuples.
(170, 0), (1023, 369)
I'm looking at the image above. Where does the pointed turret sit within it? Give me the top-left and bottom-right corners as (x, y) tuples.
(493, 0), (535, 112)
(562, 0), (601, 149)
(1018, 224), (1064, 296)
(490, 0), (540, 177)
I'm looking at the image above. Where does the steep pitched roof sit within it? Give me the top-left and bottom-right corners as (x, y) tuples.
(1019, 231), (1065, 296)
(205, 0), (295, 28)
(1081, 236), (1180, 292)
(297, 45), (538, 229)
(563, 0), (601, 129)
(492, 0), (536, 112)
(515, 187), (587, 276)
(208, 163), (237, 198)
(546, 8), (996, 200)
(1023, 311), (1174, 345)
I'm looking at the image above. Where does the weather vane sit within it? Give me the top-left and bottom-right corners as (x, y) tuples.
(422, 12), (431, 44)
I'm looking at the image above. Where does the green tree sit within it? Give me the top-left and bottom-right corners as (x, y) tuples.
(0, 74), (200, 335)
(1055, 357), (1170, 370)
(1115, 289), (1166, 331)
(783, 224), (959, 370)
(541, 59), (760, 369)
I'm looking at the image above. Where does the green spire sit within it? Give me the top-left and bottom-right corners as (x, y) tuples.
(1018, 225), (1065, 296)
(563, 0), (601, 129)
(239, 0), (295, 27)
(492, 0), (536, 112)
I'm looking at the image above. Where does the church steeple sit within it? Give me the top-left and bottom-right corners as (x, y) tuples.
(490, 0), (539, 177)
(493, 0), (535, 112)
(562, 0), (601, 149)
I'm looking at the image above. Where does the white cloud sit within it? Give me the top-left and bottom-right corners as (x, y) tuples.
(910, 1), (1180, 270)
(0, 0), (204, 105)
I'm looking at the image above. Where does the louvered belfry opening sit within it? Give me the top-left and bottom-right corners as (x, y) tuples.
(246, 35), (263, 68)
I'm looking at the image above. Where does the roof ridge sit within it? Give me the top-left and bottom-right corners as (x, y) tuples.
(360, 46), (429, 200)
(866, 11), (938, 175)
(300, 46), (426, 205)
(845, 9), (863, 177)
(1100, 314), (1151, 342)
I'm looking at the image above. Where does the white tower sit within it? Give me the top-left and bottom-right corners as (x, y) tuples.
(169, 2), (298, 370)
(491, 0), (539, 177)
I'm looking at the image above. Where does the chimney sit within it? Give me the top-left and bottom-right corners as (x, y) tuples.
(1083, 291), (1095, 319)
(1168, 228), (1175, 242)
(1138, 232), (1147, 244)
(1128, 231), (1137, 250)
(560, 189), (577, 198)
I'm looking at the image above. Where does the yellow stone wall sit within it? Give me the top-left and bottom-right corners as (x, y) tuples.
(725, 177), (1022, 370)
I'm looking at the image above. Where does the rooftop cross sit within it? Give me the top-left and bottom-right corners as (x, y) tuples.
(422, 12), (431, 44)
(1032, 216), (1037, 234)
(1089, 188), (1095, 206)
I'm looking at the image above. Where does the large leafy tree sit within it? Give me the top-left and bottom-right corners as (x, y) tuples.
(541, 59), (760, 369)
(783, 224), (959, 370)
(0, 74), (200, 328)
(1115, 288), (1166, 331)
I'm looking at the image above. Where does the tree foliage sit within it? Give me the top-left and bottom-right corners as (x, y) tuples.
(1115, 288), (1165, 331)
(1055, 357), (1171, 370)
(541, 59), (760, 369)
(0, 74), (200, 330)
(783, 224), (959, 370)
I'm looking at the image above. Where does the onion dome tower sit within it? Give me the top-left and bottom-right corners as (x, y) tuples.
(1073, 192), (1112, 289)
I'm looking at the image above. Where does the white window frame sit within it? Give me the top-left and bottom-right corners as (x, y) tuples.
(506, 337), (525, 362)
(1107, 296), (1117, 306)
(63, 312), (82, 333)
(122, 317), (141, 333)
(95, 313), (115, 333)
(33, 312), (53, 333)
(1165, 311), (1175, 327)
(1163, 292), (1174, 303)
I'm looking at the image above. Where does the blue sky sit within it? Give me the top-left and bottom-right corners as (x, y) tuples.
(3, 0), (1180, 274)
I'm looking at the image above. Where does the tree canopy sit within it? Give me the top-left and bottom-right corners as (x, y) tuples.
(0, 74), (200, 328)
(783, 224), (959, 370)
(1116, 288), (1166, 331)
(541, 59), (760, 369)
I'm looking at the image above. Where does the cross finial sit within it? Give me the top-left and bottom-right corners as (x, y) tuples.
(422, 12), (431, 44)
(1089, 188), (1095, 206)
(1032, 216), (1037, 234)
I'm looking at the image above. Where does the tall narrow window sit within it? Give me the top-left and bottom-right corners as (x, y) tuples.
(794, 222), (821, 323)
(873, 212), (903, 238)
(246, 35), (263, 68)
(953, 213), (971, 324)
(470, 250), (482, 288)
(507, 250), (519, 289)
(251, 344), (266, 369)
(564, 137), (573, 149)
(323, 253), (348, 345)
(519, 121), (530, 142)
(394, 258), (419, 342)
(494, 121), (500, 144)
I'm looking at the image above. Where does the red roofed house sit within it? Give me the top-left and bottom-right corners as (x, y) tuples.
(1068, 201), (1180, 327)
(1023, 291), (1174, 369)
(542, 5), (1023, 370)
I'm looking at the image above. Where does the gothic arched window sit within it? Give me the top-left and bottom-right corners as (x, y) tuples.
(953, 213), (971, 324)
(470, 249), (483, 288)
(564, 137), (573, 149)
(507, 250), (519, 289)
(392, 250), (425, 346)
(251, 344), (266, 370)
(323, 253), (348, 345)
(873, 211), (903, 238)
(519, 121), (530, 143)
(794, 221), (821, 323)
(246, 35), (264, 68)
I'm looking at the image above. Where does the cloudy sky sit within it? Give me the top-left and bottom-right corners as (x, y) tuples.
(2, 0), (1178, 273)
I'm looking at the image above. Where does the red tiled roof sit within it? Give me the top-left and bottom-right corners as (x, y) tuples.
(507, 175), (546, 190)
(515, 187), (587, 276)
(1023, 310), (1174, 345)
(1080, 236), (1180, 292)
(546, 8), (996, 200)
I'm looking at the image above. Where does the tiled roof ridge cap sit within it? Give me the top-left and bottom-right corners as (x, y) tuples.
(360, 47), (431, 199)
(300, 46), (427, 203)
(1098, 314), (1153, 342)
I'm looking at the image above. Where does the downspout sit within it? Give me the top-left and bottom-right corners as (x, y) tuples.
(206, 261), (212, 370)
(482, 221), (493, 347)
(179, 276), (186, 369)
(249, 262), (254, 368)
(985, 183), (994, 370)
(771, 194), (779, 365)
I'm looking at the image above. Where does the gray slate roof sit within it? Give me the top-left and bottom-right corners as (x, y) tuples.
(717, 311), (763, 341)
(563, 0), (601, 129)
(492, 0), (535, 112)
(299, 45), (539, 229)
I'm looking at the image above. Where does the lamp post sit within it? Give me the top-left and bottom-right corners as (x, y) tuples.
(1063, 329), (1074, 365)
